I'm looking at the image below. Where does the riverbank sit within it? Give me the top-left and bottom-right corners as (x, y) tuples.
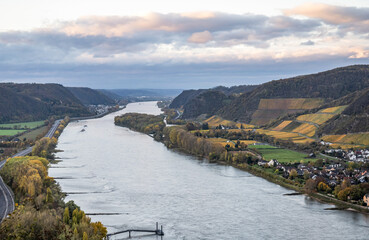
(114, 111), (369, 215)
(0, 116), (107, 239)
(50, 101), (369, 239)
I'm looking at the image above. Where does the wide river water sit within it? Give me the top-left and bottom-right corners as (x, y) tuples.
(50, 101), (369, 240)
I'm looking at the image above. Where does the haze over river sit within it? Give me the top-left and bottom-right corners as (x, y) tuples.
(50, 101), (369, 240)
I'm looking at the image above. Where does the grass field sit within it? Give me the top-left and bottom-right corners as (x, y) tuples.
(0, 129), (27, 136)
(0, 120), (45, 129)
(248, 144), (315, 163)
(18, 126), (49, 141)
(296, 114), (334, 125)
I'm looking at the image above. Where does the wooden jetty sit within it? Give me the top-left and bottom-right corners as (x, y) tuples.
(106, 222), (164, 239)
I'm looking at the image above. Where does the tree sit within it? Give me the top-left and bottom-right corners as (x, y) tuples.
(63, 207), (70, 225)
(303, 170), (310, 180)
(314, 159), (323, 168)
(304, 179), (317, 193)
(45, 187), (54, 203)
(72, 228), (79, 240)
(338, 187), (352, 201)
(289, 169), (298, 179)
(341, 179), (351, 190)
(350, 185), (363, 201)
(83, 232), (89, 240)
(317, 182), (331, 193)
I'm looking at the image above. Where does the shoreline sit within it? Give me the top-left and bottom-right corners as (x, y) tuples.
(146, 133), (369, 215)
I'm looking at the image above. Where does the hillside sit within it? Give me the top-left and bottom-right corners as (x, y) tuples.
(181, 91), (231, 119)
(218, 65), (369, 123)
(319, 87), (369, 134)
(250, 98), (324, 125)
(67, 87), (115, 105)
(0, 83), (90, 123)
(169, 85), (257, 109)
(0, 86), (49, 123)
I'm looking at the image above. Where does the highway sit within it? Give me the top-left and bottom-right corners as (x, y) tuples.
(0, 119), (61, 222)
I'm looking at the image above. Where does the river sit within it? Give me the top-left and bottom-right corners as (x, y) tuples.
(49, 101), (369, 240)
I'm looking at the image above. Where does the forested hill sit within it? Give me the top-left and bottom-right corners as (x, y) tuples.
(218, 65), (369, 123)
(67, 87), (116, 105)
(181, 90), (231, 119)
(169, 85), (257, 109)
(319, 87), (369, 134)
(0, 83), (90, 123)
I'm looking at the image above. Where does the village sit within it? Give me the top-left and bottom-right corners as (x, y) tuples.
(256, 146), (369, 206)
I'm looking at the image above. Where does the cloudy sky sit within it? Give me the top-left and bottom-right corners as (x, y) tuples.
(0, 0), (368, 89)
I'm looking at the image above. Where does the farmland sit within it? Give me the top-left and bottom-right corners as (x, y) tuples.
(207, 138), (235, 147)
(258, 98), (324, 110)
(255, 129), (315, 144)
(239, 140), (259, 145)
(322, 133), (369, 148)
(290, 123), (317, 137)
(0, 129), (27, 136)
(0, 120), (45, 129)
(318, 105), (347, 114)
(273, 121), (292, 131)
(204, 115), (254, 129)
(251, 98), (324, 125)
(18, 126), (49, 141)
(296, 114), (334, 125)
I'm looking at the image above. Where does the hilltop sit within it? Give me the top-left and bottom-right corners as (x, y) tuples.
(170, 85), (257, 118)
(67, 87), (115, 105)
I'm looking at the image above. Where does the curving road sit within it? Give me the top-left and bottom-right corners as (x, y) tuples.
(0, 119), (61, 222)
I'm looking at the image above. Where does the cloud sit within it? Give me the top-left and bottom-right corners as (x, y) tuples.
(0, 11), (325, 63)
(284, 3), (369, 24)
(301, 40), (315, 46)
(284, 3), (369, 35)
(188, 31), (212, 43)
(0, 6), (367, 79)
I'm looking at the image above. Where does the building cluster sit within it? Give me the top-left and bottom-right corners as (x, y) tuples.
(324, 149), (369, 162)
(256, 148), (369, 205)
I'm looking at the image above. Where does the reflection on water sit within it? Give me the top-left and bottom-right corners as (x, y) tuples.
(50, 101), (369, 240)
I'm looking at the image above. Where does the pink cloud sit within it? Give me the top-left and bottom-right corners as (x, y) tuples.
(188, 31), (212, 43)
(284, 3), (369, 25)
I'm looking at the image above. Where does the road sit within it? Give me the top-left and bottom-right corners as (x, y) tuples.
(0, 119), (61, 222)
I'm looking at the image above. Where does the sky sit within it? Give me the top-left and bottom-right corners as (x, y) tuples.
(0, 0), (368, 89)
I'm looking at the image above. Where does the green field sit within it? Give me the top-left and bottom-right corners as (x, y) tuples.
(0, 129), (27, 136)
(0, 120), (45, 129)
(248, 144), (315, 163)
(18, 126), (49, 141)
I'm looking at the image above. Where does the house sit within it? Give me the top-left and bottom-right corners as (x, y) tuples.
(364, 193), (369, 206)
(268, 159), (280, 167)
(258, 160), (268, 166)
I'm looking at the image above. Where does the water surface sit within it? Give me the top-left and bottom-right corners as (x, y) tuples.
(50, 101), (369, 239)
